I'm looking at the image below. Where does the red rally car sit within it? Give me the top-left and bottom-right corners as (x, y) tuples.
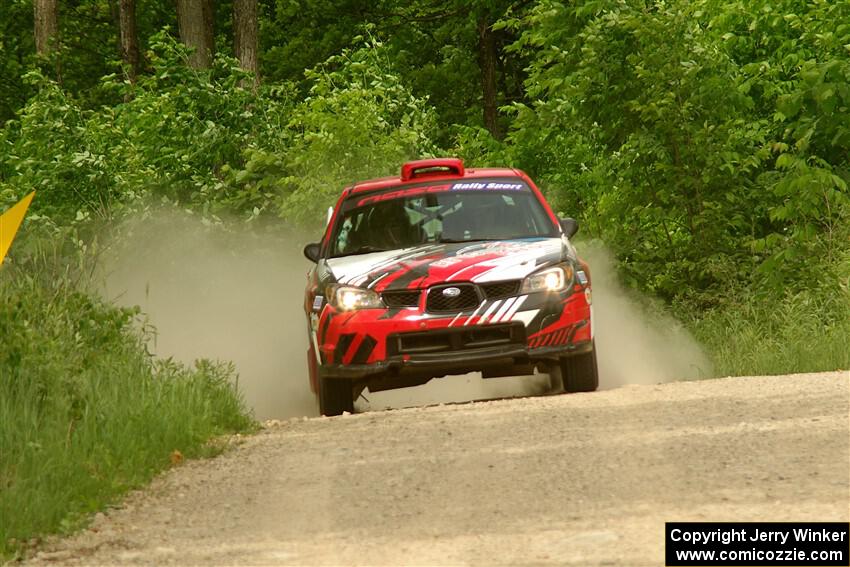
(303, 158), (597, 416)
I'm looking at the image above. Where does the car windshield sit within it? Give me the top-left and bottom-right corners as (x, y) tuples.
(329, 179), (558, 257)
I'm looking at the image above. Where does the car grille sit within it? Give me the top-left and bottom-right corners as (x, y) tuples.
(381, 290), (421, 308)
(387, 323), (527, 356)
(426, 284), (480, 313)
(480, 280), (521, 299)
(382, 280), (522, 312)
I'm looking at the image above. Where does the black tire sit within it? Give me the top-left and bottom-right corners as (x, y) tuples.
(319, 376), (354, 416)
(560, 341), (599, 393)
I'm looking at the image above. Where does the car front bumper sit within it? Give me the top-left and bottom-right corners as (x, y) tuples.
(318, 327), (592, 381)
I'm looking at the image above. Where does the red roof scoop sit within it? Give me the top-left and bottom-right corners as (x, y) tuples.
(401, 158), (465, 181)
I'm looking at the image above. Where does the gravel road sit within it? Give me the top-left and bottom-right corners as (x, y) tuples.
(26, 371), (849, 566)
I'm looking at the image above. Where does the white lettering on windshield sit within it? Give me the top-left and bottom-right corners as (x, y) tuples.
(451, 182), (525, 191)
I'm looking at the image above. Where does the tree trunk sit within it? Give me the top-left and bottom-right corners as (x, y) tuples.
(176, 0), (212, 68)
(118, 0), (140, 82)
(202, 0), (215, 59)
(477, 15), (501, 140)
(233, 0), (259, 86)
(33, 0), (58, 55)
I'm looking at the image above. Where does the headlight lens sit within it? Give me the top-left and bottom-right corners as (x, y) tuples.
(327, 284), (384, 310)
(521, 265), (574, 293)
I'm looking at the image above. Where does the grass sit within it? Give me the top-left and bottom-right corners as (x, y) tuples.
(688, 287), (850, 377)
(0, 276), (256, 561)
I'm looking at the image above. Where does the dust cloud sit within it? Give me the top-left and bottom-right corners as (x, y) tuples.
(581, 242), (714, 387)
(100, 209), (318, 420)
(99, 211), (711, 419)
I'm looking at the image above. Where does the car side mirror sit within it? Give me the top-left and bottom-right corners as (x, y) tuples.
(303, 242), (321, 263)
(559, 217), (579, 239)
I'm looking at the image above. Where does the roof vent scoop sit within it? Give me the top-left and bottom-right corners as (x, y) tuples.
(401, 158), (465, 181)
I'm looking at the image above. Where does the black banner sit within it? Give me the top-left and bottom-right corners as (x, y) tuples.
(666, 522), (849, 566)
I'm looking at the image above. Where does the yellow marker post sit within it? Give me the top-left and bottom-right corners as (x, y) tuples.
(0, 191), (35, 264)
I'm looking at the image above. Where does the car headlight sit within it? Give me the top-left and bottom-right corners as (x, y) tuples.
(327, 284), (385, 310)
(521, 265), (574, 293)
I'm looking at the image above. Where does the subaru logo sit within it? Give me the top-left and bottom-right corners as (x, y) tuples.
(442, 287), (461, 298)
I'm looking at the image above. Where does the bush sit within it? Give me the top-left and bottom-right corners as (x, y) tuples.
(688, 287), (850, 377)
(217, 36), (439, 228)
(0, 32), (291, 224)
(0, 271), (255, 560)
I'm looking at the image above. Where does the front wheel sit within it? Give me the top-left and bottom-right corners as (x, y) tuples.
(319, 376), (354, 416)
(560, 341), (599, 393)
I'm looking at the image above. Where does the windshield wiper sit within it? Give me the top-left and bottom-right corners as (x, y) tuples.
(332, 245), (391, 257)
(437, 237), (502, 244)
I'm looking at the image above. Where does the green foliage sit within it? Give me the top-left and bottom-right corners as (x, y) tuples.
(260, 1), (529, 145)
(0, 271), (255, 559)
(267, 38), (439, 225)
(0, 0), (183, 125)
(1, 34), (437, 231)
(687, 285), (850, 376)
(260, 0), (380, 86)
(1, 70), (123, 220)
(0, 0), (36, 124)
(1, 32), (281, 222)
(496, 0), (765, 297)
(711, 0), (850, 287)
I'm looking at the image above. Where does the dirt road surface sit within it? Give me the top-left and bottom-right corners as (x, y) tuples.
(26, 371), (849, 566)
